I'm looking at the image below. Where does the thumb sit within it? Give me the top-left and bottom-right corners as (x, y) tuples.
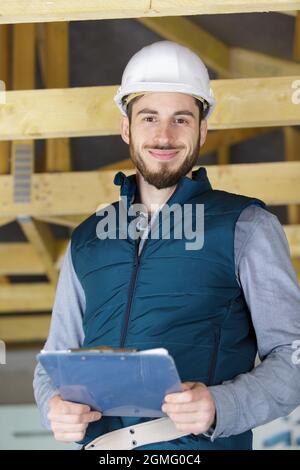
(181, 382), (196, 391)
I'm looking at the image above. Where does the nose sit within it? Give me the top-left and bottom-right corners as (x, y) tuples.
(153, 122), (174, 147)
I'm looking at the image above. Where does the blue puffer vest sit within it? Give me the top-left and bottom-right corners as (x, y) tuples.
(71, 167), (265, 450)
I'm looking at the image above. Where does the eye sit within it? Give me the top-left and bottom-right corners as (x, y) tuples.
(143, 116), (156, 122)
(175, 118), (188, 124)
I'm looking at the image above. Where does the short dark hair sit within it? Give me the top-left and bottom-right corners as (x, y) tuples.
(126, 95), (204, 124)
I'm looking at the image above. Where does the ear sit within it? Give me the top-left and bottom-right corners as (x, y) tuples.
(199, 119), (208, 148)
(120, 116), (130, 145)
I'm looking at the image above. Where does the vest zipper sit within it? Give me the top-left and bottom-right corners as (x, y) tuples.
(120, 239), (141, 347)
(207, 329), (220, 386)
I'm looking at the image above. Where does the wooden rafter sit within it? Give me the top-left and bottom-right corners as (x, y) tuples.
(0, 224), (299, 279)
(284, 127), (300, 223)
(0, 24), (10, 174)
(0, 221), (299, 313)
(138, 17), (300, 79)
(293, 11), (300, 60)
(0, 283), (55, 313)
(229, 47), (300, 77)
(0, 217), (15, 227)
(0, 1), (300, 24)
(0, 243), (48, 275)
(0, 77), (299, 142)
(17, 217), (58, 283)
(0, 315), (51, 343)
(35, 214), (87, 229)
(11, 23), (35, 202)
(0, 162), (300, 217)
(44, 21), (71, 172)
(280, 10), (297, 14)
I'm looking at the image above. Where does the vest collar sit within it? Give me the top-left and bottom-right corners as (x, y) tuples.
(113, 166), (212, 209)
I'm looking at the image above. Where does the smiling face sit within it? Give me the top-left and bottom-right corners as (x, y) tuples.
(121, 92), (208, 189)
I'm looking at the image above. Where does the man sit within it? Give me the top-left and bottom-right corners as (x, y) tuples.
(34, 41), (300, 450)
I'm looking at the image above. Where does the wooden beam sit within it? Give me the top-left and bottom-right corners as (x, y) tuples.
(138, 17), (300, 79)
(203, 128), (274, 154)
(0, 25), (9, 88)
(284, 127), (300, 223)
(0, 25), (10, 174)
(12, 24), (35, 90)
(1, 162), (300, 217)
(0, 239), (68, 275)
(44, 22), (69, 89)
(280, 10), (297, 15)
(0, 217), (14, 228)
(0, 1), (300, 24)
(18, 217), (58, 283)
(285, 225), (300, 257)
(211, 76), (300, 129)
(151, 1), (300, 16)
(0, 314), (51, 342)
(0, 243), (45, 275)
(217, 146), (230, 165)
(0, 222), (298, 313)
(0, 140), (10, 174)
(293, 11), (300, 60)
(0, 77), (299, 141)
(230, 47), (300, 77)
(35, 214), (87, 228)
(0, 224), (296, 276)
(11, 24), (35, 206)
(0, 283), (55, 313)
(292, 258), (300, 282)
(0, 221), (297, 273)
(207, 162), (300, 205)
(44, 22), (71, 172)
(137, 17), (231, 78)
(46, 138), (71, 172)
(0, 85), (120, 140)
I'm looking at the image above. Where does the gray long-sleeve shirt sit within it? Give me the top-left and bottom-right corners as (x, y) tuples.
(33, 204), (300, 440)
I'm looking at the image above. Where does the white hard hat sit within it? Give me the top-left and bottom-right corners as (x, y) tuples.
(114, 40), (215, 119)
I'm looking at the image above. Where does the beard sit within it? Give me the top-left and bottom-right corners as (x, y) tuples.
(129, 131), (200, 190)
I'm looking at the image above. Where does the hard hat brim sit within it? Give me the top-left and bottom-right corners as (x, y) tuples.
(114, 81), (215, 118)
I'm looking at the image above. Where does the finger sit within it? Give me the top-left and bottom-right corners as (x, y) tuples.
(165, 383), (208, 404)
(168, 412), (202, 424)
(51, 421), (88, 433)
(162, 402), (201, 414)
(54, 432), (86, 443)
(165, 389), (195, 404)
(57, 401), (91, 415)
(48, 411), (101, 425)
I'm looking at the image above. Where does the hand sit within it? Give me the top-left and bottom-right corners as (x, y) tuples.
(48, 395), (102, 443)
(162, 382), (216, 435)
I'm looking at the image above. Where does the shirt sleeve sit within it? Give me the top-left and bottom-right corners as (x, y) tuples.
(33, 240), (85, 429)
(208, 205), (300, 439)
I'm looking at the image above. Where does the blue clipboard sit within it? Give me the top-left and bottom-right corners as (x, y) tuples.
(37, 348), (182, 417)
